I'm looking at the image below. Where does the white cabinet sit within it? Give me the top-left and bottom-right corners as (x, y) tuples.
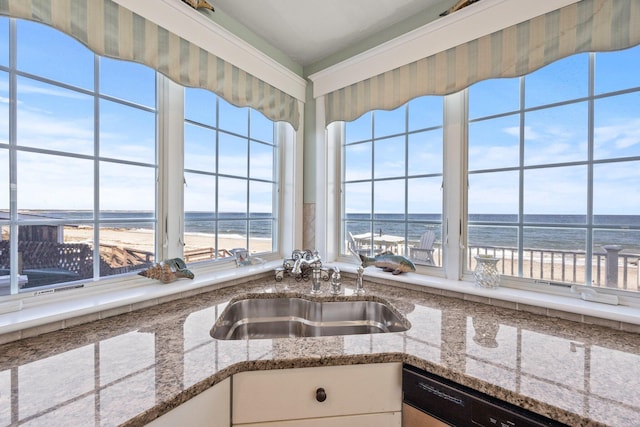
(235, 412), (400, 426)
(232, 363), (402, 426)
(146, 377), (230, 427)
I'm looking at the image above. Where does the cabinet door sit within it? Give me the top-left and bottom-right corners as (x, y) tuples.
(232, 363), (402, 425)
(147, 378), (230, 427)
(234, 411), (401, 427)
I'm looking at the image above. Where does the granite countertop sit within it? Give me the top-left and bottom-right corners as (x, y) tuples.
(0, 273), (639, 426)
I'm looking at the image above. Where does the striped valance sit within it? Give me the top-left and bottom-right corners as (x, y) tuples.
(0, 0), (300, 129)
(325, 0), (640, 124)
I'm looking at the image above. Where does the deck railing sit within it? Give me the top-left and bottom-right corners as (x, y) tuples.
(183, 247), (233, 263)
(468, 245), (640, 291)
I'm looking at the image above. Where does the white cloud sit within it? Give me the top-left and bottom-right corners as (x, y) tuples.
(594, 118), (640, 151)
(503, 125), (543, 140)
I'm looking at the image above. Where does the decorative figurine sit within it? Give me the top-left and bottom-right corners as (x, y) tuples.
(359, 252), (416, 275)
(138, 258), (194, 283)
(181, 0), (214, 11)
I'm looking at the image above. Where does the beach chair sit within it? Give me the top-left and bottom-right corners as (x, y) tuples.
(410, 230), (436, 265)
(349, 231), (383, 256)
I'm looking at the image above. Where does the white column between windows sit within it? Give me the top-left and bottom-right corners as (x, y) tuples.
(157, 76), (185, 260)
(313, 95), (342, 262)
(442, 91), (467, 280)
(314, 96), (328, 259)
(278, 114), (304, 257)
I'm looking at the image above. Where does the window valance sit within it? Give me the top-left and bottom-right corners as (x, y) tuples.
(0, 0), (300, 129)
(325, 0), (640, 124)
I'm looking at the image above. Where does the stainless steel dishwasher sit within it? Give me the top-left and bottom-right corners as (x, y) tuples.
(402, 365), (568, 427)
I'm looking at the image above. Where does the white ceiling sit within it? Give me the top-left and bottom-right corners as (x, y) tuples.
(212, 0), (448, 67)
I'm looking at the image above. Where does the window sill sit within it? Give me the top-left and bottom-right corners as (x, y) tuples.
(0, 260), (281, 342)
(334, 262), (640, 331)
(3, 259), (638, 344)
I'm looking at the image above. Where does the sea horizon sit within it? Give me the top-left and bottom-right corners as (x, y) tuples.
(10, 210), (640, 253)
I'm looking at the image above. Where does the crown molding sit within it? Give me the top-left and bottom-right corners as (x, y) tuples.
(308, 0), (580, 98)
(112, 0), (307, 102)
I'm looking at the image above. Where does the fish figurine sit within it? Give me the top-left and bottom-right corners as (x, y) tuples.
(138, 258), (195, 283)
(359, 252), (416, 275)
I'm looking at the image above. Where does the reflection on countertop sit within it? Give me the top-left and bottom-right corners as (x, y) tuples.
(0, 274), (638, 427)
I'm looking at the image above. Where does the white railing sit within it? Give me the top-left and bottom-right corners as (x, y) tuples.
(468, 246), (640, 291)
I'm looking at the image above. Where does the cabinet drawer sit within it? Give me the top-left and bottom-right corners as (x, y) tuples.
(235, 411), (401, 426)
(232, 363), (402, 425)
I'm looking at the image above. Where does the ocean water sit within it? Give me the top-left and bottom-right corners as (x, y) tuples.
(17, 210), (274, 238)
(15, 211), (640, 253)
(346, 213), (640, 253)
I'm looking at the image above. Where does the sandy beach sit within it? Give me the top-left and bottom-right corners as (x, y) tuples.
(62, 226), (273, 260)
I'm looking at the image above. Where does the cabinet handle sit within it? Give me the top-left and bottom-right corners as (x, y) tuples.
(315, 387), (327, 402)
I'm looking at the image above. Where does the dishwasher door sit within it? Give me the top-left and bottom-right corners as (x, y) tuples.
(402, 365), (567, 427)
(403, 402), (450, 427)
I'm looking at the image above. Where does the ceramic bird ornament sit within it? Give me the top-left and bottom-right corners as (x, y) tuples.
(138, 258), (195, 283)
(440, 0), (480, 16)
(181, 0), (214, 11)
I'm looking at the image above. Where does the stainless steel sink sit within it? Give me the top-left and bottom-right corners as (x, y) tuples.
(210, 296), (410, 340)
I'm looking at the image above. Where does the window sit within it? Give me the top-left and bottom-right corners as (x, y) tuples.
(342, 97), (444, 267)
(183, 88), (277, 263)
(467, 46), (640, 292)
(0, 17), (284, 298)
(0, 18), (158, 296)
(337, 45), (640, 296)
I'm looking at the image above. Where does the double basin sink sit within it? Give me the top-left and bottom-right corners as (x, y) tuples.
(210, 295), (410, 340)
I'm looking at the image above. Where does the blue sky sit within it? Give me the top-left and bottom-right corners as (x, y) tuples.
(344, 46), (640, 217)
(0, 17), (276, 215)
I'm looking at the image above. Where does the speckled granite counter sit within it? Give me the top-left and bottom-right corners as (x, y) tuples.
(0, 274), (638, 426)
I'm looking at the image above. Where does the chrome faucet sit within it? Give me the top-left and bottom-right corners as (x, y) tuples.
(329, 266), (342, 295)
(291, 250), (323, 294)
(310, 265), (323, 294)
(291, 250), (321, 276)
(355, 265), (365, 294)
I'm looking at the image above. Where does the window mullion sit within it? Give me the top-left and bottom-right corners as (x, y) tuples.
(585, 52), (596, 285)
(8, 18), (18, 294)
(93, 54), (100, 281)
(518, 76), (525, 278)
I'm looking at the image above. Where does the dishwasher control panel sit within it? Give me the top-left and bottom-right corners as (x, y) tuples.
(403, 365), (567, 427)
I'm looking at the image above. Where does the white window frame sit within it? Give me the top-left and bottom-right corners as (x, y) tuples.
(311, 0), (640, 311)
(0, 10), (304, 325)
(1, 18), (160, 290)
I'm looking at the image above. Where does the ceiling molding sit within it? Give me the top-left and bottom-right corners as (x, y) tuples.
(309, 0), (580, 98)
(112, 0), (307, 102)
